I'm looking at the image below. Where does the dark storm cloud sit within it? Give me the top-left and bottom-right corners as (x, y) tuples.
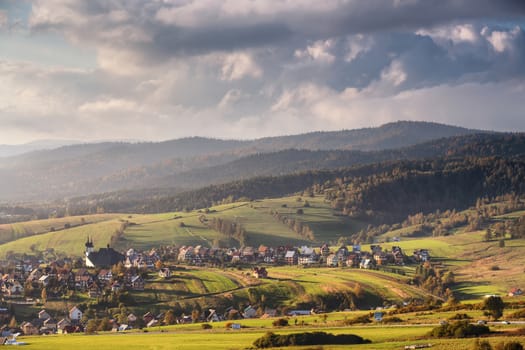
(29, 0), (525, 61)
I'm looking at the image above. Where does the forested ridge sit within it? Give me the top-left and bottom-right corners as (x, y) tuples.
(0, 121), (481, 200)
(4, 132), (525, 224)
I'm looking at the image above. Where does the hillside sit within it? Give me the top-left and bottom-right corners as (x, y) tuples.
(0, 121), (480, 201)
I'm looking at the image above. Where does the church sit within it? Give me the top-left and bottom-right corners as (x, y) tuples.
(85, 237), (125, 268)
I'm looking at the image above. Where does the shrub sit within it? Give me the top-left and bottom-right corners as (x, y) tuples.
(253, 331), (370, 348)
(449, 313), (473, 320)
(272, 318), (289, 327)
(382, 316), (403, 323)
(472, 339), (493, 350)
(428, 320), (490, 338)
(495, 342), (524, 350)
(343, 314), (371, 325)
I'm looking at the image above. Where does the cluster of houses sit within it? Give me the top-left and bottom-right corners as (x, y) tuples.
(0, 263), (147, 302)
(13, 307), (85, 336)
(176, 243), (431, 269)
(0, 238), (437, 336)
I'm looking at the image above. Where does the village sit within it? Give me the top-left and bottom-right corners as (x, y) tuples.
(0, 238), (435, 337)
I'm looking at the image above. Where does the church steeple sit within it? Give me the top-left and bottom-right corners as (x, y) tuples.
(85, 236), (94, 255)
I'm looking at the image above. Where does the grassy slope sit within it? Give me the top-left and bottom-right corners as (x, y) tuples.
(0, 218), (126, 257)
(0, 195), (365, 257)
(0, 214), (122, 244)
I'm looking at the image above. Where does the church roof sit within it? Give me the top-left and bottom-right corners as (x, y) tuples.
(86, 247), (125, 268)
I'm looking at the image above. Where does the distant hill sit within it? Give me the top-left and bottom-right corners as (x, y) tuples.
(0, 121), (482, 201)
(0, 139), (81, 158)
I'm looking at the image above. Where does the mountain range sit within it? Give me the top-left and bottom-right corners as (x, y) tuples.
(0, 121), (483, 201)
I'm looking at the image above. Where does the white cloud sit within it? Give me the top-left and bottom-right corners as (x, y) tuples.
(483, 25), (521, 53)
(218, 89), (244, 109)
(417, 24), (479, 44)
(381, 60), (407, 87)
(295, 39), (336, 64)
(78, 98), (138, 113)
(345, 34), (374, 62)
(220, 52), (262, 80)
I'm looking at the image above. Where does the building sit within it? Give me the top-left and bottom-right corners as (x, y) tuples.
(85, 238), (125, 268)
(69, 306), (83, 322)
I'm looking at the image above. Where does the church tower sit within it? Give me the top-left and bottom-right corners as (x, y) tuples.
(85, 236), (94, 256)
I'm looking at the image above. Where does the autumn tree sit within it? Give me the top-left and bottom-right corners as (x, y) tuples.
(483, 296), (505, 321)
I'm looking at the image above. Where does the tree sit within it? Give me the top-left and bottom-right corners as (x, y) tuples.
(483, 296), (505, 320)
(85, 319), (98, 334)
(8, 316), (17, 329)
(164, 310), (176, 325)
(484, 228), (493, 242)
(41, 287), (47, 304)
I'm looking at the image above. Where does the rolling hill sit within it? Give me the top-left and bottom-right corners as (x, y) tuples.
(0, 121), (481, 201)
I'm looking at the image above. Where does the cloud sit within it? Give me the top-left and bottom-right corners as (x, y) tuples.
(220, 52), (263, 81)
(1, 0), (524, 144)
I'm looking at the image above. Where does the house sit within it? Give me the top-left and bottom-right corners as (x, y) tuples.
(43, 318), (57, 332)
(241, 246), (255, 262)
(3, 281), (24, 297)
(413, 249), (430, 262)
(69, 306), (83, 322)
(508, 288), (523, 297)
(346, 253), (360, 268)
(373, 252), (389, 266)
(88, 284), (102, 298)
(287, 310), (311, 316)
(285, 250), (298, 265)
(56, 318), (71, 333)
(111, 281), (122, 293)
(130, 276), (145, 291)
(38, 310), (51, 320)
(178, 246), (194, 262)
(118, 324), (132, 331)
(142, 312), (154, 325)
(97, 269), (113, 282)
(127, 313), (137, 325)
(392, 246), (405, 265)
(263, 308), (277, 318)
(26, 269), (42, 283)
(243, 305), (257, 319)
(38, 275), (51, 287)
(298, 254), (318, 266)
(159, 268), (171, 278)
(252, 267), (268, 279)
(21, 322), (39, 335)
(207, 309), (220, 322)
(360, 258), (373, 269)
(320, 243), (330, 257)
(326, 254), (338, 267)
(147, 319), (159, 328)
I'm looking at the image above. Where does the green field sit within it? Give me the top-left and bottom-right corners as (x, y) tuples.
(13, 322), (525, 350)
(0, 195), (366, 258)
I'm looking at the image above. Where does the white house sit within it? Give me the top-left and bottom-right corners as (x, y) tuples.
(69, 306), (83, 322)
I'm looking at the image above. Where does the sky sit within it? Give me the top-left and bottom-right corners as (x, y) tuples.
(1, 0), (525, 144)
